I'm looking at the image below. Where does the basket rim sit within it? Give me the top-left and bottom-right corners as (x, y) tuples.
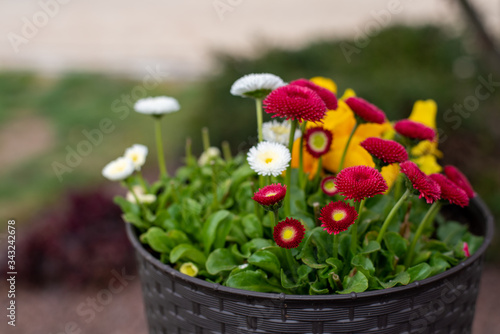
(126, 195), (494, 301)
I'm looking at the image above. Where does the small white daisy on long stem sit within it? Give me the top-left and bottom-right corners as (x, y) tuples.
(102, 157), (135, 181)
(247, 141), (291, 177)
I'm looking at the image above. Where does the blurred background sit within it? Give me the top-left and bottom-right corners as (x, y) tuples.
(1, 0), (499, 333)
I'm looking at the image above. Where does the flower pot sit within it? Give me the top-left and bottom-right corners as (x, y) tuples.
(126, 196), (494, 334)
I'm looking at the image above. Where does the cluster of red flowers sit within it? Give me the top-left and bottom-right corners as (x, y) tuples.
(360, 137), (408, 165)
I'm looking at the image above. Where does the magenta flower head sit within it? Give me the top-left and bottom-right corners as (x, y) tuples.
(273, 218), (306, 249)
(290, 79), (338, 110)
(444, 165), (475, 199)
(319, 201), (358, 235)
(335, 165), (388, 202)
(263, 85), (327, 123)
(304, 127), (333, 158)
(360, 137), (408, 166)
(321, 176), (339, 196)
(394, 119), (436, 142)
(429, 173), (469, 207)
(400, 161), (441, 204)
(344, 97), (386, 124)
(252, 183), (287, 211)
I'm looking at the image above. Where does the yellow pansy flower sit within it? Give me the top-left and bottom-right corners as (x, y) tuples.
(310, 76), (337, 94)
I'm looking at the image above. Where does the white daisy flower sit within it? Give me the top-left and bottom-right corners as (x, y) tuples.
(247, 141), (291, 177)
(126, 185), (157, 204)
(124, 144), (148, 171)
(134, 96), (180, 115)
(198, 147), (221, 166)
(262, 120), (302, 146)
(102, 157), (135, 181)
(230, 73), (285, 99)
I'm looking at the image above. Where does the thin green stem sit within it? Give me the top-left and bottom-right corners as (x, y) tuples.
(272, 210), (280, 229)
(137, 171), (148, 192)
(255, 98), (263, 142)
(405, 201), (442, 267)
(298, 122), (307, 188)
(222, 141), (232, 163)
(333, 234), (340, 259)
(155, 118), (169, 179)
(338, 122), (359, 171)
(284, 249), (298, 282)
(314, 156), (323, 182)
(350, 199), (365, 255)
(376, 189), (411, 244)
(202, 127), (210, 152)
(284, 120), (298, 216)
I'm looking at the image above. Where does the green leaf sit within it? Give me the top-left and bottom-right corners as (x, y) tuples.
(141, 227), (170, 253)
(377, 271), (410, 288)
(338, 234), (351, 259)
(429, 253), (451, 276)
(361, 240), (381, 254)
(242, 214), (263, 239)
(351, 254), (375, 274)
(206, 248), (240, 275)
(226, 270), (287, 293)
(297, 265), (313, 282)
(170, 244), (206, 266)
(325, 257), (344, 272)
(338, 271), (369, 294)
(242, 238), (274, 255)
(309, 280), (329, 295)
(248, 250), (281, 277)
(114, 196), (139, 215)
(122, 212), (148, 229)
(300, 247), (327, 269)
(202, 210), (231, 254)
(437, 221), (467, 247)
(407, 263), (432, 283)
(281, 269), (300, 289)
(383, 232), (408, 258)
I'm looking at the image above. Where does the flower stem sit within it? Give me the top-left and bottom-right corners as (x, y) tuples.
(284, 248), (299, 282)
(284, 120), (299, 216)
(124, 180), (148, 216)
(202, 127), (210, 152)
(350, 199), (365, 255)
(376, 188), (411, 244)
(272, 210), (279, 229)
(338, 122), (359, 171)
(299, 121), (307, 188)
(137, 171), (148, 192)
(155, 118), (169, 179)
(255, 98), (263, 142)
(222, 141), (232, 162)
(405, 201), (442, 268)
(333, 234), (339, 259)
(314, 156), (323, 183)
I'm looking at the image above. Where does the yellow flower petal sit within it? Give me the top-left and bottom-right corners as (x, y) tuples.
(340, 88), (356, 100)
(413, 155), (442, 175)
(409, 99), (437, 129)
(310, 76), (337, 94)
(381, 163), (400, 193)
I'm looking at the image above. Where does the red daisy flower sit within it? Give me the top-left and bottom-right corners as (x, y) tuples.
(319, 201), (358, 235)
(321, 176), (339, 196)
(263, 85), (327, 122)
(444, 165), (475, 199)
(252, 183), (287, 211)
(335, 165), (388, 202)
(360, 137), (408, 164)
(273, 218), (306, 249)
(400, 161), (441, 204)
(429, 173), (469, 207)
(290, 79), (338, 110)
(344, 97), (386, 124)
(304, 127), (333, 158)
(463, 242), (470, 257)
(394, 120), (436, 142)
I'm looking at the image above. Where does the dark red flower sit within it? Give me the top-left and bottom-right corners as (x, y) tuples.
(335, 165), (388, 202)
(263, 85), (327, 122)
(400, 161), (441, 204)
(304, 127), (333, 158)
(429, 173), (469, 207)
(290, 79), (338, 110)
(321, 176), (339, 196)
(252, 183), (287, 210)
(319, 201), (358, 235)
(444, 165), (475, 199)
(394, 120), (436, 142)
(273, 218), (305, 249)
(344, 97), (386, 124)
(360, 137), (408, 164)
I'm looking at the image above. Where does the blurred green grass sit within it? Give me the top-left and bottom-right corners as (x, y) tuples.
(1, 25), (498, 260)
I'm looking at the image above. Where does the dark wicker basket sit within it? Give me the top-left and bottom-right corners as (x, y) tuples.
(126, 197), (494, 334)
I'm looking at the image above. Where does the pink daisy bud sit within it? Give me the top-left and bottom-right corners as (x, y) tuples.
(319, 201), (358, 235)
(321, 176), (339, 196)
(429, 174), (469, 207)
(360, 137), (408, 165)
(273, 218), (306, 249)
(394, 119), (436, 142)
(463, 242), (470, 257)
(400, 161), (441, 204)
(344, 97), (386, 124)
(290, 78), (338, 110)
(444, 165), (475, 199)
(263, 85), (327, 123)
(304, 127), (333, 158)
(335, 165), (388, 202)
(252, 183), (287, 211)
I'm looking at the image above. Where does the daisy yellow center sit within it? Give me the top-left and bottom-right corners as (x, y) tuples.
(332, 210), (346, 221)
(311, 133), (327, 150)
(282, 227), (295, 241)
(265, 192), (277, 197)
(259, 151), (276, 165)
(130, 154), (139, 162)
(265, 158), (273, 164)
(324, 181), (336, 191)
(111, 164), (126, 174)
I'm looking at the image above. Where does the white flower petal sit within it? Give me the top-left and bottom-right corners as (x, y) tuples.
(126, 185), (157, 204)
(262, 120), (302, 146)
(230, 73), (285, 98)
(247, 141), (291, 177)
(124, 144), (148, 171)
(102, 157), (135, 181)
(134, 96), (180, 115)
(198, 147), (221, 166)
